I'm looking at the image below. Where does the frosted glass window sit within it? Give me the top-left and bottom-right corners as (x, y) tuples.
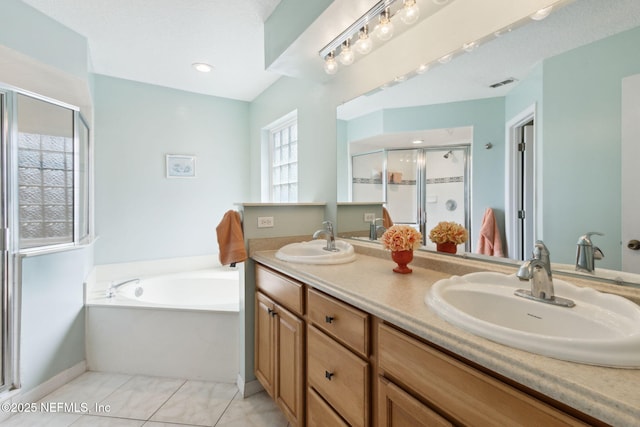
(269, 116), (298, 202)
(17, 94), (86, 249)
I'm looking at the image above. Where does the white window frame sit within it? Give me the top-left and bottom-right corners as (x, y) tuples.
(263, 111), (298, 202)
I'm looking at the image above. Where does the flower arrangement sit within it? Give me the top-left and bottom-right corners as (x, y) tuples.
(428, 221), (468, 245)
(381, 225), (423, 252)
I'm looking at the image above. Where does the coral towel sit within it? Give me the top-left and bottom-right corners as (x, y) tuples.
(216, 210), (247, 266)
(477, 207), (504, 257)
(382, 207), (394, 229)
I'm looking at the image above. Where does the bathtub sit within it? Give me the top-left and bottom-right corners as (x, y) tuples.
(86, 267), (239, 382)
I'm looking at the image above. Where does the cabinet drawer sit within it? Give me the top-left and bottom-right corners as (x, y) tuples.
(307, 387), (349, 427)
(307, 288), (369, 357)
(256, 265), (304, 316)
(378, 324), (587, 427)
(307, 325), (369, 427)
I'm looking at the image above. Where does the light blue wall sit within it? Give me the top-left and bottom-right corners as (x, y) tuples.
(343, 98), (506, 249)
(541, 26), (640, 268)
(93, 75), (251, 264)
(20, 248), (92, 392)
(0, 0), (88, 80)
(249, 76), (337, 217)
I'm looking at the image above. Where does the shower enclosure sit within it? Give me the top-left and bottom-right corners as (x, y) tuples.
(352, 146), (470, 251)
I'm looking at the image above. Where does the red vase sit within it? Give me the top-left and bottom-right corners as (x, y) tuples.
(436, 242), (457, 254)
(391, 250), (413, 274)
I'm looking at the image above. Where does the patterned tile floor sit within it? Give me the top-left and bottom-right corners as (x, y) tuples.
(1, 372), (288, 426)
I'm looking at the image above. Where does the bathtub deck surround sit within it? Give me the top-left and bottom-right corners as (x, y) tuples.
(252, 238), (640, 426)
(85, 256), (241, 382)
(1, 371), (288, 426)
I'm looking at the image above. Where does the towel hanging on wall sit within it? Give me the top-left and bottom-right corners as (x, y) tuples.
(477, 207), (504, 257)
(216, 210), (247, 266)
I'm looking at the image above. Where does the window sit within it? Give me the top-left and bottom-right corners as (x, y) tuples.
(16, 93), (90, 250)
(267, 113), (298, 202)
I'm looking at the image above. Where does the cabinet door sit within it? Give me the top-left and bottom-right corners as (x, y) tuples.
(276, 305), (305, 426)
(255, 292), (276, 397)
(378, 377), (452, 427)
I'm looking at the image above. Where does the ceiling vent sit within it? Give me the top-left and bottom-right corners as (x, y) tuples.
(490, 77), (518, 88)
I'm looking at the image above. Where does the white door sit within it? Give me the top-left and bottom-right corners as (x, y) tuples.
(622, 74), (640, 274)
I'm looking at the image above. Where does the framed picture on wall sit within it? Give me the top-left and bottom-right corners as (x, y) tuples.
(166, 154), (196, 178)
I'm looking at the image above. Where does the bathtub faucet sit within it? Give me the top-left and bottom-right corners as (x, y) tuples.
(106, 278), (140, 298)
(312, 221), (338, 252)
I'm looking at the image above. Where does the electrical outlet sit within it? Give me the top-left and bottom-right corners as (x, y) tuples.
(257, 216), (274, 228)
(364, 212), (375, 222)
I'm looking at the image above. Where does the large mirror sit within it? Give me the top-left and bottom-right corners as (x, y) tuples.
(336, 0), (640, 283)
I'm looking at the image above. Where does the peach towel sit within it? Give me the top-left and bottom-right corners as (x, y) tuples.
(382, 207), (394, 229)
(477, 207), (504, 257)
(216, 210), (247, 266)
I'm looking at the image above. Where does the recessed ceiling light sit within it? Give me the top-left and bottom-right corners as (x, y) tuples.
(192, 62), (213, 73)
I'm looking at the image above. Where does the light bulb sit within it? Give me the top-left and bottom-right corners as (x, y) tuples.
(438, 53), (453, 64)
(462, 41), (479, 52)
(375, 9), (394, 41)
(416, 64), (429, 74)
(530, 5), (553, 21)
(338, 41), (354, 66)
(192, 62), (213, 73)
(324, 52), (338, 75)
(355, 27), (373, 55)
(400, 0), (420, 25)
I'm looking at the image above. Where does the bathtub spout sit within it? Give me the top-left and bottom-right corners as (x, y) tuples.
(106, 278), (140, 298)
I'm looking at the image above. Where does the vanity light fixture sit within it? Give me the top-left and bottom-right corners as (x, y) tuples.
(530, 5), (553, 21)
(412, 139), (424, 144)
(192, 62), (213, 73)
(319, 0), (429, 75)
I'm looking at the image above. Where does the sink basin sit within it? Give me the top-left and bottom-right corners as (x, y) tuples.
(426, 272), (640, 367)
(275, 240), (356, 265)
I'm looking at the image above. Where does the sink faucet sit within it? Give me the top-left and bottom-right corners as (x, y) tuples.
(515, 241), (574, 307)
(106, 278), (140, 298)
(369, 218), (386, 240)
(575, 232), (604, 273)
(313, 221), (338, 252)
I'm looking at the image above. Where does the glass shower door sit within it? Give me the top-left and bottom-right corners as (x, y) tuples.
(0, 91), (7, 392)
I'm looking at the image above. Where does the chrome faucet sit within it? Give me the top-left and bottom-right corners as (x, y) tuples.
(312, 221), (338, 252)
(369, 218), (386, 240)
(106, 278), (141, 298)
(575, 232), (604, 273)
(515, 241), (575, 307)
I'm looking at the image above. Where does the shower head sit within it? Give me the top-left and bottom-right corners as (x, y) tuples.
(443, 150), (453, 159)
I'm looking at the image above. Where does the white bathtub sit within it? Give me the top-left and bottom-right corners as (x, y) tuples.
(86, 267), (239, 382)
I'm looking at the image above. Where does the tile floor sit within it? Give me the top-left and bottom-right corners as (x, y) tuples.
(1, 371), (289, 426)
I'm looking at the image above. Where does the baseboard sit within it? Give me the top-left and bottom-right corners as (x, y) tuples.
(0, 361), (86, 422)
(236, 373), (264, 398)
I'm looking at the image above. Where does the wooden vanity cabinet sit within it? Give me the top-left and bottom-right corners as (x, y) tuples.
(377, 323), (590, 427)
(306, 288), (371, 427)
(255, 266), (305, 426)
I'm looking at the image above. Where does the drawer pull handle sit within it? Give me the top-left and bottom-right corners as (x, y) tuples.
(325, 371), (334, 380)
(268, 308), (277, 317)
(325, 315), (335, 324)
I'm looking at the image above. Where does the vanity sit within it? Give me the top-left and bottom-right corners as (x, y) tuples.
(252, 239), (640, 427)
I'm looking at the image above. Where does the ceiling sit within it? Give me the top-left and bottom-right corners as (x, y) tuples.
(18, 0), (640, 105)
(20, 0), (283, 102)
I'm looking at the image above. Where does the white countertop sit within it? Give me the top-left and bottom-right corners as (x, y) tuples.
(252, 243), (640, 426)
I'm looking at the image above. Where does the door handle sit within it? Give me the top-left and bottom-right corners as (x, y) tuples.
(628, 240), (640, 251)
